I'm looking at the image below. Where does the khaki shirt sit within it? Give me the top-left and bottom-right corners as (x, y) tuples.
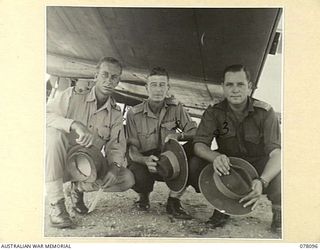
(126, 98), (197, 153)
(194, 97), (281, 163)
(46, 86), (126, 166)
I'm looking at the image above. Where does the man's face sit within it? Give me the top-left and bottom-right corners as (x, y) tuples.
(95, 62), (121, 96)
(222, 70), (252, 106)
(146, 75), (169, 102)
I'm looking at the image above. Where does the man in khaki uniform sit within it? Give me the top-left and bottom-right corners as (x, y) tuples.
(190, 64), (281, 234)
(46, 57), (135, 228)
(126, 67), (197, 219)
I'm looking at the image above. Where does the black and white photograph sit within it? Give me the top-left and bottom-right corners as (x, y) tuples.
(45, 7), (283, 239)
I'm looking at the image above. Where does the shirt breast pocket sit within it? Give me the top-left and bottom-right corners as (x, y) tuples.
(161, 121), (177, 131)
(137, 129), (157, 151)
(137, 129), (156, 140)
(97, 125), (111, 141)
(215, 121), (235, 139)
(244, 123), (261, 144)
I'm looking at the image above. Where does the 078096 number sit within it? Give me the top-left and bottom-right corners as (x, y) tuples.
(300, 244), (318, 248)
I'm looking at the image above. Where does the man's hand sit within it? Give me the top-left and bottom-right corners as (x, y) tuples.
(239, 179), (263, 210)
(164, 133), (180, 143)
(71, 121), (94, 147)
(143, 155), (159, 173)
(97, 163), (120, 188)
(213, 154), (232, 176)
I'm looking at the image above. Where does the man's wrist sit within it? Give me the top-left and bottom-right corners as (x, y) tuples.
(112, 162), (122, 168)
(70, 121), (80, 131)
(110, 162), (122, 173)
(257, 177), (269, 190)
(70, 121), (77, 131)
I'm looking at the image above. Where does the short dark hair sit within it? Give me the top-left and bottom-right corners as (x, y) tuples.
(222, 64), (251, 82)
(96, 57), (122, 73)
(148, 67), (169, 81)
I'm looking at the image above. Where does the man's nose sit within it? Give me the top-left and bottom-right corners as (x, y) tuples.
(231, 86), (239, 92)
(104, 77), (114, 85)
(105, 76), (112, 82)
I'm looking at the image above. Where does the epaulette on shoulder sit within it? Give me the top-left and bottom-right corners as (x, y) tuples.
(131, 103), (144, 114)
(166, 97), (179, 106)
(253, 100), (272, 111)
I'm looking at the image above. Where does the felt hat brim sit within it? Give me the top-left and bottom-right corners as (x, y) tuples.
(162, 139), (188, 193)
(66, 145), (107, 183)
(199, 157), (258, 216)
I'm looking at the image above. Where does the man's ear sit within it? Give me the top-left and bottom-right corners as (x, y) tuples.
(93, 72), (98, 81)
(165, 83), (171, 97)
(248, 81), (253, 89)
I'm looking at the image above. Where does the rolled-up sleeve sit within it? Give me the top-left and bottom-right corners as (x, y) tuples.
(104, 111), (126, 166)
(263, 108), (281, 155)
(193, 107), (217, 147)
(46, 88), (74, 133)
(177, 103), (197, 135)
(125, 109), (141, 149)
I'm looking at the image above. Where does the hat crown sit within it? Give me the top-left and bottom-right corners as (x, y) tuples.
(156, 139), (188, 193)
(213, 164), (254, 200)
(157, 155), (174, 179)
(199, 157), (259, 216)
(221, 166), (252, 196)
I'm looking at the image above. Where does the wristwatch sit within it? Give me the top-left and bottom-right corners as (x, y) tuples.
(113, 162), (122, 169)
(258, 177), (269, 190)
(180, 132), (185, 140)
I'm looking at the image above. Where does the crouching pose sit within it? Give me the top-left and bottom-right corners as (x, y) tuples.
(126, 67), (197, 219)
(46, 57), (134, 228)
(189, 64), (281, 235)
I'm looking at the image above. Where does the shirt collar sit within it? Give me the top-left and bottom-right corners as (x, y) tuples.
(85, 86), (117, 111)
(143, 99), (169, 118)
(219, 96), (254, 114)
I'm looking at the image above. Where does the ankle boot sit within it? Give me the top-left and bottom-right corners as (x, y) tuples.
(166, 197), (192, 220)
(135, 193), (150, 211)
(70, 182), (88, 214)
(206, 210), (230, 228)
(49, 198), (73, 229)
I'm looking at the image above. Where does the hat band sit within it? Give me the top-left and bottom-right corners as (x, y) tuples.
(213, 172), (243, 200)
(161, 151), (180, 180)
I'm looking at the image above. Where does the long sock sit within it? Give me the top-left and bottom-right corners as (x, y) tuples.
(46, 178), (64, 204)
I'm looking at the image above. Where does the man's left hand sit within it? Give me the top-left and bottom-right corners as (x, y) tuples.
(98, 163), (120, 188)
(239, 179), (263, 210)
(164, 133), (180, 143)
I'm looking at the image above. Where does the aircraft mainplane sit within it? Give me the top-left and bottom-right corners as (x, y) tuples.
(46, 7), (282, 118)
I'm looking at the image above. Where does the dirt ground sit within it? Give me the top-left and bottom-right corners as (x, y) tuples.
(44, 182), (281, 239)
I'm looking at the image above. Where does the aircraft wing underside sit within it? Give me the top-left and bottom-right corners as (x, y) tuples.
(47, 7), (282, 115)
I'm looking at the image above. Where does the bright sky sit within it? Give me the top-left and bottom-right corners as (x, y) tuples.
(253, 53), (282, 113)
(253, 16), (282, 113)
